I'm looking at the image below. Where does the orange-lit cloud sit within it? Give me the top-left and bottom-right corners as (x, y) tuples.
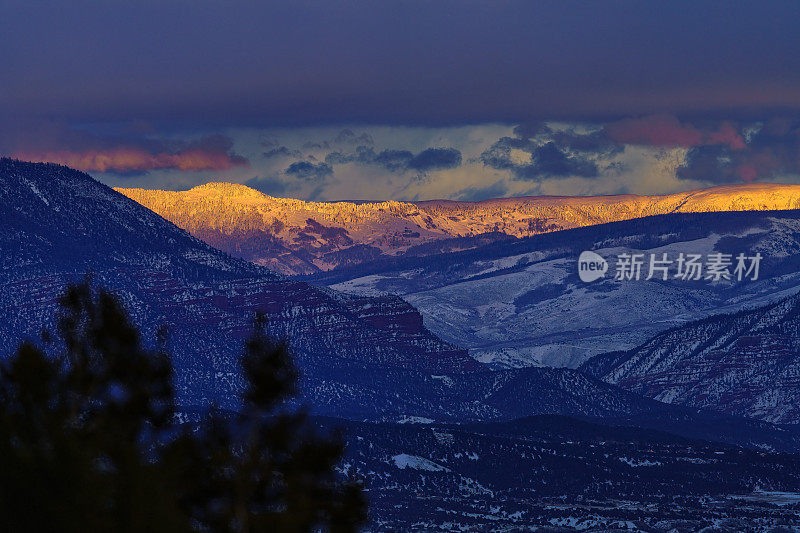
(16, 147), (247, 173)
(606, 114), (746, 150)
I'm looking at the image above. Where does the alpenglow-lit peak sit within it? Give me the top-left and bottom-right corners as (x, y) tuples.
(116, 182), (800, 275)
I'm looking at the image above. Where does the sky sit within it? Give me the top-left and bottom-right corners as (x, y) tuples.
(2, 0), (800, 201)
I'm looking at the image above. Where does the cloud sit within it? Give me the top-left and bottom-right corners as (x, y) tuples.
(512, 122), (550, 139)
(325, 146), (404, 169)
(325, 146), (461, 173)
(480, 116), (760, 185)
(605, 114), (746, 150)
(333, 129), (374, 146)
(371, 149), (415, 171)
(16, 147), (245, 173)
(677, 117), (800, 183)
(408, 148), (462, 172)
(528, 142), (597, 178)
(549, 129), (623, 156)
(480, 128), (602, 181)
(10, 128), (248, 174)
(284, 160), (333, 182)
(262, 146), (301, 159)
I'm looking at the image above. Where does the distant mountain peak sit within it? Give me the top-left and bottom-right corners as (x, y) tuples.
(186, 182), (268, 198)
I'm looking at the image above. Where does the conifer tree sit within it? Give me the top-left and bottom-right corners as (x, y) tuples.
(0, 282), (366, 532)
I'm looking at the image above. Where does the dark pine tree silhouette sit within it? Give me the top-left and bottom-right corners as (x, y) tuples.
(0, 282), (367, 532)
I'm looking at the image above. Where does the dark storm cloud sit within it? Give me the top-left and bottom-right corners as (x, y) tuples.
(260, 138), (299, 158)
(325, 146), (389, 167)
(483, 115), (775, 183)
(515, 143), (599, 180)
(262, 146), (301, 159)
(549, 130), (623, 156)
(677, 116), (800, 183)
(284, 161), (333, 182)
(494, 115), (800, 185)
(333, 129), (374, 146)
(408, 148), (462, 172)
(513, 122), (623, 156)
(512, 123), (551, 140)
(481, 127), (608, 181)
(372, 149), (415, 172)
(326, 146), (462, 173)
(2, 1), (800, 129)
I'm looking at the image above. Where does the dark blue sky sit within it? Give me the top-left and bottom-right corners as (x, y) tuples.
(2, 1), (800, 199)
(3, 0), (800, 126)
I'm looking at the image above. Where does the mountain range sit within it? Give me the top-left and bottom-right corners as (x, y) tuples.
(4, 158), (800, 437)
(117, 181), (800, 275)
(2, 158), (706, 425)
(113, 170), (800, 426)
(7, 158), (800, 528)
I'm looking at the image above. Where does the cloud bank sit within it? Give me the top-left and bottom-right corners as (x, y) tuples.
(326, 146), (462, 174)
(8, 117), (800, 202)
(7, 127), (248, 174)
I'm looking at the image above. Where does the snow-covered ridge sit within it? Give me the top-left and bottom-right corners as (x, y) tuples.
(116, 182), (800, 275)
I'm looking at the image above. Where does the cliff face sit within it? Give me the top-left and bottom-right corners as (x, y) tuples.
(117, 182), (800, 275)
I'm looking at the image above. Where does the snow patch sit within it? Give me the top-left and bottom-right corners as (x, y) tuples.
(391, 454), (450, 472)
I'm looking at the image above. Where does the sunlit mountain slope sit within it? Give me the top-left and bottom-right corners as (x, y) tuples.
(117, 182), (800, 275)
